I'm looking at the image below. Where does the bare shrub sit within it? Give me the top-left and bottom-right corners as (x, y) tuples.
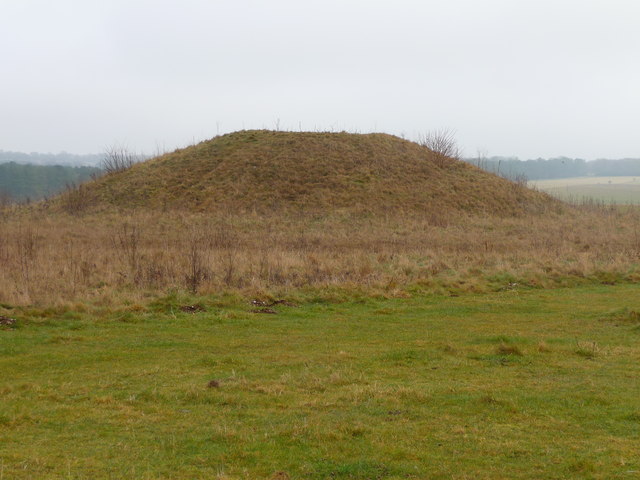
(185, 227), (211, 294)
(61, 182), (92, 215)
(63, 240), (95, 293)
(16, 226), (38, 297)
(112, 223), (141, 281)
(418, 129), (461, 165)
(222, 247), (238, 287)
(101, 145), (141, 174)
(139, 257), (169, 288)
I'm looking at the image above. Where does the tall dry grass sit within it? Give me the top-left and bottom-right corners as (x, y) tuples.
(1, 204), (639, 306)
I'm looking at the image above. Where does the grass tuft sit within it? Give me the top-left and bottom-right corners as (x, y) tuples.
(575, 341), (601, 359)
(496, 343), (524, 356)
(599, 308), (640, 325)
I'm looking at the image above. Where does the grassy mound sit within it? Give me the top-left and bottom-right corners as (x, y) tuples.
(67, 130), (560, 215)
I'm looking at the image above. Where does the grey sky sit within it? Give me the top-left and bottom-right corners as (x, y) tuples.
(1, 0), (639, 159)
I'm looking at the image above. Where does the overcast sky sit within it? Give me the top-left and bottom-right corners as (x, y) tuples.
(1, 0), (639, 159)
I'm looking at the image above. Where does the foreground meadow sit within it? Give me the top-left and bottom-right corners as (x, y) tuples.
(1, 284), (639, 479)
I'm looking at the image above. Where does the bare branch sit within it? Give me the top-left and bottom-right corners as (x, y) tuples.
(101, 145), (141, 174)
(418, 129), (461, 162)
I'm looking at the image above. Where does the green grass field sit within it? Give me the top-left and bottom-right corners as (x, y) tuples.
(2, 285), (640, 479)
(530, 176), (640, 204)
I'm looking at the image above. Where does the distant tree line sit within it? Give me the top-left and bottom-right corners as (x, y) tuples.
(468, 156), (640, 181)
(0, 162), (102, 202)
(0, 150), (101, 166)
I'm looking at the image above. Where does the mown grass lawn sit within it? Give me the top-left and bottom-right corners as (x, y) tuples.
(1, 285), (639, 479)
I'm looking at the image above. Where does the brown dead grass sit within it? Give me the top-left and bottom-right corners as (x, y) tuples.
(0, 205), (639, 306)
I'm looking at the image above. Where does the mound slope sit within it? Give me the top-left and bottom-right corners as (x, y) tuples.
(74, 130), (560, 216)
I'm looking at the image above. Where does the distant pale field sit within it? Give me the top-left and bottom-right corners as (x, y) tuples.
(530, 176), (640, 204)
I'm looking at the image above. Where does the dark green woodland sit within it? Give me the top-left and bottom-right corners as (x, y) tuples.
(0, 162), (102, 202)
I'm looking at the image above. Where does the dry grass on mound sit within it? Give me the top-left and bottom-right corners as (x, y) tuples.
(46, 130), (560, 217)
(1, 204), (639, 306)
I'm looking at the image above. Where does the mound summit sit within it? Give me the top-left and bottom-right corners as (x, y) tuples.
(77, 130), (559, 216)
